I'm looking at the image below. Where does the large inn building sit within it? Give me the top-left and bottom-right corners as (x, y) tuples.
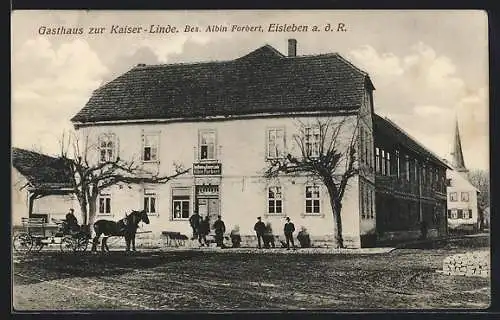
(15, 39), (451, 248)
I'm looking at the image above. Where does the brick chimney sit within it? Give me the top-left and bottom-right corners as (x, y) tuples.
(288, 39), (297, 57)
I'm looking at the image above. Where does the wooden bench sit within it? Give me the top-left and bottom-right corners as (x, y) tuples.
(161, 231), (189, 247)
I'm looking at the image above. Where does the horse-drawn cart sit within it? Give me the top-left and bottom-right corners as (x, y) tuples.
(12, 217), (91, 254)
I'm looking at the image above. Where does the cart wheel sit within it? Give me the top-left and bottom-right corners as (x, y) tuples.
(32, 238), (45, 253)
(60, 236), (76, 252)
(75, 237), (89, 252)
(13, 233), (33, 253)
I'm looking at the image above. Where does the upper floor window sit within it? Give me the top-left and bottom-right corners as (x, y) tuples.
(142, 133), (159, 162)
(386, 152), (391, 176)
(381, 150), (386, 175)
(375, 147), (380, 173)
(461, 192), (470, 202)
(98, 133), (117, 163)
(422, 165), (427, 185)
(305, 185), (321, 214)
(267, 128), (285, 159)
(359, 127), (365, 163)
(405, 155), (410, 181)
(449, 192), (458, 202)
(365, 131), (370, 166)
(304, 127), (320, 158)
(414, 159), (418, 182)
(268, 186), (283, 214)
(395, 150), (400, 178)
(199, 130), (216, 161)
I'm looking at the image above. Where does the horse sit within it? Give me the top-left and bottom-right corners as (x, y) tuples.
(91, 210), (150, 252)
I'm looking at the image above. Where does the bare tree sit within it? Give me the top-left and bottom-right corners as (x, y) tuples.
(265, 117), (359, 249)
(467, 169), (489, 229)
(59, 131), (190, 227)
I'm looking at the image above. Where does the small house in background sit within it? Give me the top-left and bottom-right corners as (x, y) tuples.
(446, 120), (480, 233)
(11, 147), (78, 228)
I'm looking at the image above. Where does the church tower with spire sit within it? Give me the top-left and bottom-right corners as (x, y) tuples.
(446, 117), (479, 233)
(451, 118), (469, 175)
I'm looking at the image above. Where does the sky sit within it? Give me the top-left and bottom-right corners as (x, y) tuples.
(11, 10), (489, 171)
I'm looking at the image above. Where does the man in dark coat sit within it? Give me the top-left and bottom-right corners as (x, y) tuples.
(213, 215), (226, 248)
(189, 211), (202, 240)
(65, 208), (79, 233)
(198, 216), (210, 246)
(254, 217), (266, 249)
(284, 217), (296, 250)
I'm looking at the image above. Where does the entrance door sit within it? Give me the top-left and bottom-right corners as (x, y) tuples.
(197, 197), (219, 230)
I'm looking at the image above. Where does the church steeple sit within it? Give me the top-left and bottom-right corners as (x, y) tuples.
(451, 118), (468, 173)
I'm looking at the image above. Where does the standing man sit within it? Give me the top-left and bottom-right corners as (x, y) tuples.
(189, 210), (202, 240)
(284, 217), (296, 250)
(253, 217), (266, 249)
(199, 216), (210, 247)
(65, 208), (79, 233)
(213, 215), (226, 248)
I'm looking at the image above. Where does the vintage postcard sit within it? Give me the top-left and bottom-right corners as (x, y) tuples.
(11, 10), (490, 311)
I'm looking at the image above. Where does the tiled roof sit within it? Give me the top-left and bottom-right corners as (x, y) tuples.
(71, 45), (374, 123)
(373, 114), (451, 169)
(11, 148), (74, 190)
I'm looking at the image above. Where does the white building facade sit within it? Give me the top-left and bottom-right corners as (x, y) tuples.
(71, 40), (378, 248)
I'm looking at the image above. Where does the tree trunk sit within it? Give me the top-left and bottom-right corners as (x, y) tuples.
(332, 198), (344, 248)
(87, 195), (98, 238)
(324, 177), (345, 249)
(78, 196), (88, 225)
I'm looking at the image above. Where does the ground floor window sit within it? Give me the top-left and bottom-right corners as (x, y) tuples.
(465, 209), (473, 219)
(369, 189), (374, 219)
(447, 209), (473, 220)
(360, 183), (365, 219)
(172, 187), (190, 220)
(361, 183), (374, 220)
(98, 193), (111, 215)
(268, 186), (283, 214)
(448, 209), (458, 219)
(144, 189), (157, 215)
(305, 185), (320, 214)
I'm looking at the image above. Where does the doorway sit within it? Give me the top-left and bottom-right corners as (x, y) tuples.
(195, 185), (220, 231)
(197, 198), (219, 230)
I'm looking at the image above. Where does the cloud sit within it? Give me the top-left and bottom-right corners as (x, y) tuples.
(348, 42), (488, 170)
(413, 105), (448, 117)
(347, 45), (404, 78)
(138, 33), (212, 63)
(12, 37), (109, 155)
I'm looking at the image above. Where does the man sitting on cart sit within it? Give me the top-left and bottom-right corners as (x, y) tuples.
(64, 208), (80, 234)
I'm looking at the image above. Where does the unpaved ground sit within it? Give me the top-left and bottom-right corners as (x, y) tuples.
(12, 244), (490, 311)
